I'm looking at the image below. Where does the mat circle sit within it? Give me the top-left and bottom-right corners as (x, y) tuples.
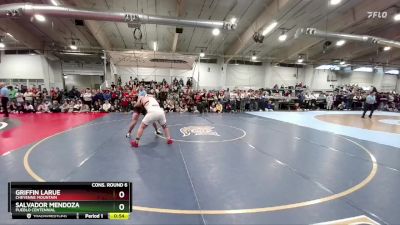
(23, 119), (378, 215)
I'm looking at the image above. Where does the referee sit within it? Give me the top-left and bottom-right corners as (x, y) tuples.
(361, 91), (376, 119)
(0, 82), (10, 118)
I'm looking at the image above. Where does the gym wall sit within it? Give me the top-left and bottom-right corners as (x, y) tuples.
(0, 53), (398, 92)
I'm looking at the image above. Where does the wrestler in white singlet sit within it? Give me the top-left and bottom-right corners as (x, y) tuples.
(141, 96), (167, 126)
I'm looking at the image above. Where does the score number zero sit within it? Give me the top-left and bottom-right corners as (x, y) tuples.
(118, 191), (126, 211)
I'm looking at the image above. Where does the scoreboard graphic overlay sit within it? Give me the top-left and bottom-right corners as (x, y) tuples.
(8, 182), (132, 220)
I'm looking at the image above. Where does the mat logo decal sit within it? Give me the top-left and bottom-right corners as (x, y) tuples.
(379, 119), (400, 126)
(0, 122), (8, 131)
(180, 126), (220, 137)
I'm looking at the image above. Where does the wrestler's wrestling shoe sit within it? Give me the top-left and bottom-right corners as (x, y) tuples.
(131, 140), (139, 148)
(126, 133), (131, 138)
(155, 129), (162, 135)
(167, 139), (173, 145)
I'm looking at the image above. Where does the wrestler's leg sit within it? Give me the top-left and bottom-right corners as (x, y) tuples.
(131, 123), (148, 148)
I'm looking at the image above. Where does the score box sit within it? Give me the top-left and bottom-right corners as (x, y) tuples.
(8, 182), (132, 220)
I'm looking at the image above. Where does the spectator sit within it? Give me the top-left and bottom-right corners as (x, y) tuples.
(24, 102), (35, 113)
(37, 101), (51, 113)
(113, 100), (121, 112)
(266, 100), (274, 111)
(326, 93), (334, 110)
(16, 102), (24, 113)
(80, 103), (90, 113)
(103, 90), (112, 102)
(138, 86), (147, 96)
(101, 100), (112, 113)
(67, 100), (75, 113)
(50, 101), (61, 113)
(93, 89), (104, 103)
(179, 78), (184, 86)
(216, 101), (223, 113)
(82, 88), (93, 109)
(16, 91), (24, 105)
(24, 89), (34, 105)
(9, 101), (18, 114)
(73, 100), (82, 112)
(61, 101), (69, 113)
(210, 102), (217, 113)
(9, 86), (17, 103)
(186, 78), (192, 87)
(338, 101), (345, 110)
(92, 101), (101, 112)
(117, 77), (122, 86)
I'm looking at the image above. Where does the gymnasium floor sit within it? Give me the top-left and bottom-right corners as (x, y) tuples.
(1, 111), (400, 225)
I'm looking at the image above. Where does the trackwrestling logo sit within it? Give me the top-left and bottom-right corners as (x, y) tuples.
(180, 126), (220, 137)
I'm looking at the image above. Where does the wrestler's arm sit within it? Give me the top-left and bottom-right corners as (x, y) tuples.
(134, 96), (143, 108)
(134, 101), (141, 108)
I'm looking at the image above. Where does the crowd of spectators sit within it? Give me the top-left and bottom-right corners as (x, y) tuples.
(296, 84), (399, 112)
(1, 77), (399, 116)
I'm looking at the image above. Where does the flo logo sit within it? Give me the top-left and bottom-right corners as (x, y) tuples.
(367, 11), (388, 19)
(180, 126), (220, 137)
(0, 122), (8, 131)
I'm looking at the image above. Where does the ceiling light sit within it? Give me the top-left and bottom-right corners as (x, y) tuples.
(336, 39), (346, 46)
(70, 40), (77, 50)
(230, 17), (237, 24)
(330, 0), (342, 5)
(394, 13), (400, 21)
(63, 75), (68, 79)
(200, 50), (205, 58)
(34, 14), (46, 22)
(6, 32), (13, 38)
(315, 65), (340, 70)
(50, 0), (58, 6)
(0, 42), (5, 48)
(297, 55), (304, 63)
(252, 53), (257, 61)
(383, 46), (391, 51)
(385, 69), (399, 75)
(212, 28), (220, 36)
(262, 21), (278, 36)
(60, 52), (94, 56)
(354, 67), (373, 72)
(153, 41), (157, 51)
(340, 60), (345, 65)
(278, 32), (287, 42)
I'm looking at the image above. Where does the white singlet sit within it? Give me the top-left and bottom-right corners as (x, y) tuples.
(141, 97), (167, 126)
